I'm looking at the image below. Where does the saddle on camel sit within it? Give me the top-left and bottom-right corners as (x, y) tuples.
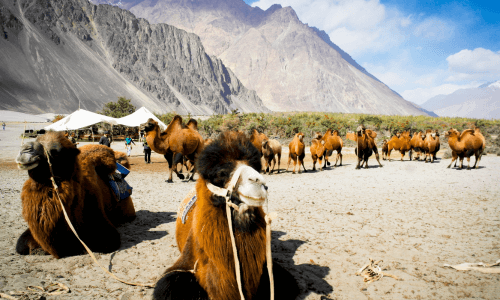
(15, 131), (136, 258)
(153, 131), (299, 300)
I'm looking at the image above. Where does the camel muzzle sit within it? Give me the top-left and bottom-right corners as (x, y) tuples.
(15, 142), (44, 170)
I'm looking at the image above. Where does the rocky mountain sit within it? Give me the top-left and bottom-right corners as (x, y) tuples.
(421, 81), (500, 119)
(90, 0), (428, 116)
(0, 0), (268, 115)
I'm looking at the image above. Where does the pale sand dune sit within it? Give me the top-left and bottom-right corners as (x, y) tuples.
(1, 123), (499, 299)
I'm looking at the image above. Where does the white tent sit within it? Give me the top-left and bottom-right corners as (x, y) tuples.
(44, 109), (118, 131)
(116, 106), (167, 130)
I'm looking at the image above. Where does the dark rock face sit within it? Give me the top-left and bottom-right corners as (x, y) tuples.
(0, 0), (268, 114)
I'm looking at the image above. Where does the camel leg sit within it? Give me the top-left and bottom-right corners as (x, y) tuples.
(355, 156), (362, 169)
(323, 154), (329, 168)
(373, 148), (383, 167)
(277, 153), (281, 174)
(286, 154), (291, 172)
(448, 152), (458, 168)
(264, 158), (270, 174)
(363, 158), (369, 169)
(400, 151), (405, 161)
(300, 158), (307, 173)
(387, 148), (392, 162)
(409, 149), (413, 161)
(466, 156), (471, 170)
(319, 156), (323, 171)
(339, 152), (343, 166)
(16, 229), (47, 255)
(312, 157), (316, 171)
(164, 153), (174, 182)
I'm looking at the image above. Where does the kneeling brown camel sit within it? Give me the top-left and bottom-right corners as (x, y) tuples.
(15, 132), (136, 258)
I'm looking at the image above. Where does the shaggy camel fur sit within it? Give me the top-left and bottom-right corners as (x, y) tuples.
(249, 129), (268, 156)
(311, 138), (326, 171)
(347, 126), (383, 169)
(15, 132), (136, 258)
(141, 117), (204, 182)
(387, 131), (412, 161)
(381, 139), (389, 160)
(445, 128), (485, 169)
(321, 129), (343, 167)
(409, 131), (425, 161)
(287, 132), (307, 174)
(262, 139), (282, 174)
(153, 131), (298, 300)
(423, 130), (440, 163)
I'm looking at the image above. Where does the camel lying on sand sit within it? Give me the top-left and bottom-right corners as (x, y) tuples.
(153, 131), (298, 300)
(15, 132), (136, 258)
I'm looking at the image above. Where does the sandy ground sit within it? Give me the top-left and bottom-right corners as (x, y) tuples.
(1, 123), (499, 300)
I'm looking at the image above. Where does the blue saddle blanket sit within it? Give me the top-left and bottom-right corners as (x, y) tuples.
(109, 163), (132, 200)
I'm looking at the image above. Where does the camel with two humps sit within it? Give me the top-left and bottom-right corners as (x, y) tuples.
(262, 139), (282, 174)
(386, 131), (412, 161)
(310, 137), (326, 171)
(445, 128), (485, 169)
(321, 129), (343, 167)
(347, 126), (383, 169)
(141, 116), (204, 182)
(14, 132), (136, 258)
(423, 130), (440, 163)
(409, 131), (425, 161)
(153, 131), (298, 300)
(287, 132), (307, 174)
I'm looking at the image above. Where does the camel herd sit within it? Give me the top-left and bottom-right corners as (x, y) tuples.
(12, 115), (487, 299)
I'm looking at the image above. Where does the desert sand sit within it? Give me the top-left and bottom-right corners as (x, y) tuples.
(1, 122), (499, 300)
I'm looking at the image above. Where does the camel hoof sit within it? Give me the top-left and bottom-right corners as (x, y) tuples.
(166, 179), (173, 183)
(327, 162), (331, 166)
(177, 173), (185, 180)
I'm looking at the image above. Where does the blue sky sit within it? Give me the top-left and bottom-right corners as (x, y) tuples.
(244, 0), (500, 104)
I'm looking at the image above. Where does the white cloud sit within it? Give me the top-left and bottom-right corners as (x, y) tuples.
(401, 82), (481, 104)
(446, 48), (500, 81)
(413, 18), (454, 41)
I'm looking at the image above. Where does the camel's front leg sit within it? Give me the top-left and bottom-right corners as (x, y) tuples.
(300, 158), (307, 173)
(355, 156), (362, 169)
(473, 152), (482, 169)
(466, 156), (471, 170)
(373, 148), (383, 167)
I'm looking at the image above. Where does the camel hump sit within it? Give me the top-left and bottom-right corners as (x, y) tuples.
(346, 132), (357, 142)
(332, 130), (339, 136)
(166, 115), (183, 134)
(186, 119), (198, 131)
(311, 139), (319, 146)
(460, 129), (475, 139)
(366, 130), (377, 139)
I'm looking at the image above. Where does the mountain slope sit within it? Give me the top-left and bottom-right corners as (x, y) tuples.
(421, 81), (500, 119)
(91, 0), (428, 116)
(0, 0), (268, 114)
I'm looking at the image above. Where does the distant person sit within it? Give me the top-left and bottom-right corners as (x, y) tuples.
(143, 136), (151, 163)
(2, 122), (5, 130)
(125, 134), (135, 157)
(99, 131), (111, 147)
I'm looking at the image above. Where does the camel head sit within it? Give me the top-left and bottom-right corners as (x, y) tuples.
(197, 131), (267, 210)
(313, 131), (322, 139)
(356, 125), (365, 136)
(141, 118), (159, 133)
(445, 128), (459, 138)
(15, 131), (80, 181)
(297, 133), (304, 142)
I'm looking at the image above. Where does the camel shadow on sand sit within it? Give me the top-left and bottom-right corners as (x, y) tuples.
(117, 210), (176, 249)
(271, 231), (333, 299)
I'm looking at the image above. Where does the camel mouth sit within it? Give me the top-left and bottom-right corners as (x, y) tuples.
(237, 191), (267, 206)
(17, 160), (39, 170)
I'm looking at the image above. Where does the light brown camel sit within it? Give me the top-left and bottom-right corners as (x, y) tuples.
(249, 129), (268, 156)
(14, 132), (136, 258)
(287, 132), (307, 173)
(409, 131), (425, 161)
(445, 128), (485, 169)
(423, 130), (440, 163)
(321, 129), (343, 167)
(310, 138), (326, 171)
(347, 126), (383, 169)
(141, 117), (204, 182)
(262, 139), (282, 174)
(387, 131), (412, 161)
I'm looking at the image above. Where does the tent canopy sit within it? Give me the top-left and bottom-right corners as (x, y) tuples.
(116, 107), (167, 131)
(44, 107), (168, 131)
(44, 109), (118, 131)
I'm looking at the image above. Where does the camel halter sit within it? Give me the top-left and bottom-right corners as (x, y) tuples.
(206, 165), (276, 300)
(42, 145), (155, 288)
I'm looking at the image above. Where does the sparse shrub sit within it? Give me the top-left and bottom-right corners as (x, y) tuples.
(442, 150), (453, 159)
